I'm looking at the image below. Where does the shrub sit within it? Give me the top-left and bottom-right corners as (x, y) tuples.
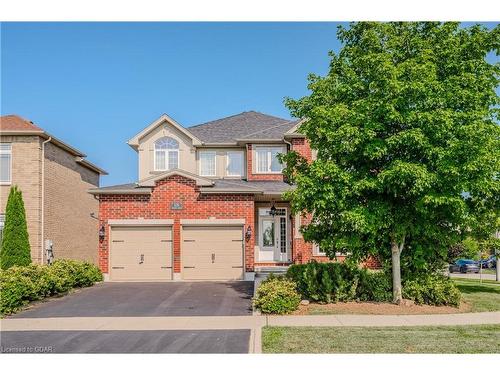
(356, 269), (393, 302)
(253, 275), (301, 314)
(0, 186), (31, 269)
(402, 274), (461, 307)
(287, 262), (392, 303)
(0, 260), (102, 315)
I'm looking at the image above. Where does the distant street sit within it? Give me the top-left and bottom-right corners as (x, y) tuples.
(449, 272), (497, 281)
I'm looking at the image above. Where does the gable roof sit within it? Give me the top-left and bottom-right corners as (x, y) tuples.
(0, 114), (107, 175)
(188, 111), (299, 144)
(128, 114), (202, 149)
(1, 115), (44, 132)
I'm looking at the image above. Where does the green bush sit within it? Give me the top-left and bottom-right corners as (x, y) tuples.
(286, 262), (392, 303)
(0, 260), (103, 315)
(0, 186), (31, 269)
(253, 275), (301, 314)
(402, 274), (461, 307)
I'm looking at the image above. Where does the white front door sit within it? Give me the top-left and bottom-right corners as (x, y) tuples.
(258, 208), (289, 262)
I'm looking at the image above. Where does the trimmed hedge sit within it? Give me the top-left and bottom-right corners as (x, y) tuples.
(253, 275), (301, 314)
(0, 259), (103, 315)
(286, 261), (461, 307)
(286, 262), (392, 303)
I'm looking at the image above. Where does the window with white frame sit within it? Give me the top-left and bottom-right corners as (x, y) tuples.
(154, 137), (179, 171)
(199, 151), (216, 176)
(255, 146), (283, 173)
(0, 144), (12, 184)
(226, 151), (243, 176)
(313, 243), (327, 256)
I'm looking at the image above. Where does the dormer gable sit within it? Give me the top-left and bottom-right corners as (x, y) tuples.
(127, 114), (202, 150)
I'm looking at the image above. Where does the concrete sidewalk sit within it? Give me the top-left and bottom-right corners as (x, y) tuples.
(3, 311), (499, 332)
(2, 311), (499, 353)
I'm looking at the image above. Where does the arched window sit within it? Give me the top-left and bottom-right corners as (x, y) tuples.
(154, 137), (179, 171)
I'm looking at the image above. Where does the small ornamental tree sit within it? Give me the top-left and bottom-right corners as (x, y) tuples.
(0, 186), (31, 269)
(281, 22), (500, 303)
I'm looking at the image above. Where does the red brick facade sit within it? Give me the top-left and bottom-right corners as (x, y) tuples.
(97, 137), (379, 278)
(98, 175), (255, 275)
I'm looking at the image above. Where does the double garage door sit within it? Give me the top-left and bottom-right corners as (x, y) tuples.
(110, 225), (244, 281)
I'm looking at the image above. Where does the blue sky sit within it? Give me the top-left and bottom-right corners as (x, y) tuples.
(1, 22), (344, 185)
(1, 22), (497, 186)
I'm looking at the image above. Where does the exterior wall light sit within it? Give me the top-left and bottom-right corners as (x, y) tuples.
(269, 203), (278, 216)
(245, 225), (252, 241)
(99, 225), (105, 241)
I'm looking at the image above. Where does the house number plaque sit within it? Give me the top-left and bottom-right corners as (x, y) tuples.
(171, 201), (183, 210)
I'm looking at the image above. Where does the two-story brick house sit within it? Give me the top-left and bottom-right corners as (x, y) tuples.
(0, 115), (107, 265)
(90, 111), (338, 281)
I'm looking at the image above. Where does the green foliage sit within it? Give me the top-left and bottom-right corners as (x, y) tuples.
(281, 22), (500, 291)
(0, 186), (31, 269)
(253, 274), (301, 314)
(0, 260), (103, 315)
(287, 262), (392, 303)
(402, 274), (461, 307)
(448, 235), (500, 263)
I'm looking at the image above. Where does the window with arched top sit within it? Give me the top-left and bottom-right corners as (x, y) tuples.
(154, 137), (179, 171)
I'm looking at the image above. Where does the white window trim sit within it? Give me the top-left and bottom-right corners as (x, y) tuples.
(153, 138), (179, 171)
(313, 243), (327, 256)
(254, 146), (284, 174)
(313, 243), (346, 257)
(199, 151), (217, 177)
(226, 150), (244, 177)
(0, 143), (12, 185)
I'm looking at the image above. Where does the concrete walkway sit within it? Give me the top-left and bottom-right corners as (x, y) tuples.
(2, 311), (499, 353)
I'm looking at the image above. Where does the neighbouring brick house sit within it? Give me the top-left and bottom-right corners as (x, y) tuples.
(90, 111), (374, 282)
(0, 115), (107, 265)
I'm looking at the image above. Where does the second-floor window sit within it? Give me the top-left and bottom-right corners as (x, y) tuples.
(199, 151), (216, 176)
(0, 143), (12, 184)
(255, 146), (283, 173)
(226, 151), (243, 177)
(154, 137), (179, 171)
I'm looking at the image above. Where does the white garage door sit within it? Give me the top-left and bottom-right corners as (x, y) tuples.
(181, 226), (244, 280)
(110, 226), (172, 281)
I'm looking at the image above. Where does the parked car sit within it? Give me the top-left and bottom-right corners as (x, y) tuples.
(449, 259), (480, 273)
(478, 255), (497, 269)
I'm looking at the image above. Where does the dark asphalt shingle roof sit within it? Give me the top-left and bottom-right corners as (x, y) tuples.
(205, 179), (294, 193)
(91, 179), (293, 194)
(187, 111), (298, 144)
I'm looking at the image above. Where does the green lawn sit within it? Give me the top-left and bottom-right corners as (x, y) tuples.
(453, 279), (500, 312)
(262, 325), (500, 353)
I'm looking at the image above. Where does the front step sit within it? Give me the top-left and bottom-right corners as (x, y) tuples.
(254, 266), (289, 277)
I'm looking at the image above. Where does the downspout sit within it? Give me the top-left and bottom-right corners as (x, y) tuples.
(40, 136), (52, 264)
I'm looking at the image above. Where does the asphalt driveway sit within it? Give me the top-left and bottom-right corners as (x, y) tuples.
(0, 330), (251, 353)
(9, 281), (254, 318)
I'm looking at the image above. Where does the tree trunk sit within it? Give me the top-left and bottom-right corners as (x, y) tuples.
(391, 239), (403, 304)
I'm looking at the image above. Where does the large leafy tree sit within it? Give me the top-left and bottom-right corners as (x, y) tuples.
(0, 186), (31, 269)
(282, 22), (499, 303)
